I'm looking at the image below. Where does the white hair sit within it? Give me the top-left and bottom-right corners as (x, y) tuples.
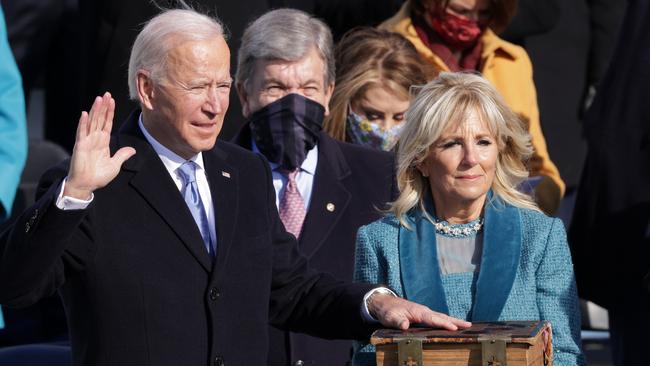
(235, 8), (335, 92)
(127, 8), (225, 100)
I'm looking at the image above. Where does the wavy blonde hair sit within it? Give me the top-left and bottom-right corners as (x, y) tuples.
(324, 27), (431, 141)
(391, 72), (539, 227)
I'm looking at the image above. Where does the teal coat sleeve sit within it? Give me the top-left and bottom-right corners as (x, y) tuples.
(354, 223), (381, 285)
(352, 224), (380, 366)
(0, 4), (27, 329)
(536, 218), (585, 365)
(352, 218), (403, 366)
(0, 5), (27, 221)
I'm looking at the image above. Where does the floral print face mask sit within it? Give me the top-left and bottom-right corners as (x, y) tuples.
(346, 110), (404, 151)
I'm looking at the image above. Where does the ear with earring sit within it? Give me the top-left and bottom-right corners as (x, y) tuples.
(414, 162), (429, 177)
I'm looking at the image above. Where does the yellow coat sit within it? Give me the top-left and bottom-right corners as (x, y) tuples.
(380, 3), (565, 214)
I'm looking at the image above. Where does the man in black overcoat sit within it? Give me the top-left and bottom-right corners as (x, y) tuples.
(0, 8), (469, 366)
(232, 8), (398, 366)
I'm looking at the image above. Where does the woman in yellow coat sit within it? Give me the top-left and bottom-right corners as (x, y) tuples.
(380, 0), (564, 214)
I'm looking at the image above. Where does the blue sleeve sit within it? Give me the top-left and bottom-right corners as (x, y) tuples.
(536, 218), (586, 365)
(354, 224), (382, 285)
(0, 5), (28, 222)
(0, 4), (27, 330)
(352, 225), (379, 366)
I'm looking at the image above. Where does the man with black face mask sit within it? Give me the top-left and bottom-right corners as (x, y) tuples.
(233, 8), (398, 366)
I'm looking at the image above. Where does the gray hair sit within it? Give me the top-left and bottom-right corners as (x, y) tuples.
(391, 72), (539, 227)
(127, 8), (226, 100)
(235, 8), (335, 92)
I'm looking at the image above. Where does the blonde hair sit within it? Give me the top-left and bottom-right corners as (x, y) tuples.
(391, 72), (538, 227)
(324, 27), (430, 141)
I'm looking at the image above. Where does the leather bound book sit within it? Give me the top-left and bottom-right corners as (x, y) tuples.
(371, 320), (553, 366)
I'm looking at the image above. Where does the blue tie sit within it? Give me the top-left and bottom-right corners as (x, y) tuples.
(178, 161), (215, 257)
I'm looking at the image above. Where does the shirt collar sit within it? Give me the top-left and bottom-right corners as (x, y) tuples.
(251, 138), (318, 176)
(138, 113), (205, 175)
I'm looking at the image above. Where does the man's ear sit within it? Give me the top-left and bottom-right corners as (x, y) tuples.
(236, 82), (251, 118)
(136, 71), (155, 111)
(323, 81), (334, 116)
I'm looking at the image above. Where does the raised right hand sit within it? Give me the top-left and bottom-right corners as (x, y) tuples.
(64, 92), (136, 200)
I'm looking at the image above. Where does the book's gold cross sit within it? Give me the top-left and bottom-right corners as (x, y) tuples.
(487, 356), (502, 366)
(404, 357), (418, 366)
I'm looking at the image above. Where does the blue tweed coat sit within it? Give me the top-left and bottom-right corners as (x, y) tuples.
(353, 196), (586, 365)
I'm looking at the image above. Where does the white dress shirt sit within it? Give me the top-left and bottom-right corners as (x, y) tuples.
(251, 140), (318, 211)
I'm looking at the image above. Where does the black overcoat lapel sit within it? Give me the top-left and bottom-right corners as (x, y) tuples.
(298, 134), (351, 258)
(203, 145), (239, 278)
(117, 111), (213, 272)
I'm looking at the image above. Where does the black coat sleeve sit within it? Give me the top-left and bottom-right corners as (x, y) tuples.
(0, 162), (92, 307)
(257, 153), (377, 340)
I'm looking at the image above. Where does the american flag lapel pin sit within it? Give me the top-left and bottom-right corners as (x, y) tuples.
(221, 171), (231, 178)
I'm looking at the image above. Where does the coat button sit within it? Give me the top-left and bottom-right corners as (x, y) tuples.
(25, 222), (31, 233)
(213, 356), (224, 366)
(294, 361), (305, 366)
(209, 287), (220, 301)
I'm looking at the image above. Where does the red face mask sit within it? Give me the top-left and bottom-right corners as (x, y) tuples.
(429, 10), (484, 51)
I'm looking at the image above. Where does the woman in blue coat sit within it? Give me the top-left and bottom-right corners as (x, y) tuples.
(353, 72), (585, 365)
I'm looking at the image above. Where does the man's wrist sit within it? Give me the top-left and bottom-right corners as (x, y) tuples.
(361, 287), (397, 322)
(62, 183), (93, 201)
(56, 178), (93, 210)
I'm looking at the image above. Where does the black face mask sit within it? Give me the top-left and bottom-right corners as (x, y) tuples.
(249, 93), (325, 171)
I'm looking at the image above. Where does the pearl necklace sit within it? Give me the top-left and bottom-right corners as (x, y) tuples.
(433, 217), (484, 238)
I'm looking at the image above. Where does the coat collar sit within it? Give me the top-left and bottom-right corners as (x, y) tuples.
(398, 191), (521, 320)
(231, 121), (253, 149)
(380, 2), (520, 72)
(479, 29), (521, 62)
(117, 110), (239, 274)
(398, 197), (450, 315)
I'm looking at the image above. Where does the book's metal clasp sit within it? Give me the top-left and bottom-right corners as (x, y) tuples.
(397, 337), (423, 366)
(479, 335), (511, 366)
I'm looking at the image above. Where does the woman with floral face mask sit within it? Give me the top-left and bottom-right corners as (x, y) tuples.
(323, 27), (430, 152)
(380, 0), (566, 215)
